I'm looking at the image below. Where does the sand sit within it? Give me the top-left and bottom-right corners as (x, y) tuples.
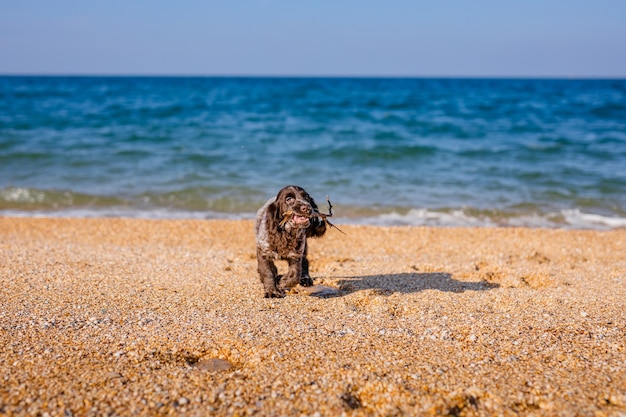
(1, 217), (625, 416)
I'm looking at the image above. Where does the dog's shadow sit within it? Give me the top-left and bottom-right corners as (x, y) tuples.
(332, 272), (498, 296)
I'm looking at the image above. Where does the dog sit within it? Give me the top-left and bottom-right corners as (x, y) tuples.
(254, 185), (327, 298)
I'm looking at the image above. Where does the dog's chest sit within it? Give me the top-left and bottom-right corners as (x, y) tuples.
(256, 213), (306, 260)
(273, 231), (306, 259)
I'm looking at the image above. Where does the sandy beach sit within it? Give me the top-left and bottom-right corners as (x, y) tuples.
(1, 217), (625, 416)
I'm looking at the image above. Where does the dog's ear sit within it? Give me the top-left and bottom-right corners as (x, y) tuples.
(266, 199), (282, 232)
(306, 215), (327, 237)
(305, 194), (327, 238)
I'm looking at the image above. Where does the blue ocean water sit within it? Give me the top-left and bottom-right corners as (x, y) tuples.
(1, 76), (625, 228)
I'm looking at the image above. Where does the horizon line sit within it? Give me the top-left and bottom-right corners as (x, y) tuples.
(1, 73), (625, 81)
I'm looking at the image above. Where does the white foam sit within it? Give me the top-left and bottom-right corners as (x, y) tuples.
(348, 208), (626, 230)
(0, 207), (254, 221)
(353, 208), (497, 227)
(561, 209), (626, 229)
(0, 187), (46, 203)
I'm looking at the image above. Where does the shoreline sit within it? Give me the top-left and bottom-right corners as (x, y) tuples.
(2, 205), (626, 230)
(1, 217), (625, 415)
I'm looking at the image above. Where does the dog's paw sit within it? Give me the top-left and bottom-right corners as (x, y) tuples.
(299, 275), (314, 287)
(264, 288), (286, 298)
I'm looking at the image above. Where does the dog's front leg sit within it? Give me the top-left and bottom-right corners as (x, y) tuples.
(300, 242), (314, 287)
(257, 248), (284, 298)
(280, 257), (303, 290)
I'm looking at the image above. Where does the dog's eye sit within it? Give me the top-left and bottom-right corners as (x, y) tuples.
(285, 196), (294, 203)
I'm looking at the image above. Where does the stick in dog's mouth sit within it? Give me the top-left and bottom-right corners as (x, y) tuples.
(279, 210), (310, 228)
(279, 196), (345, 234)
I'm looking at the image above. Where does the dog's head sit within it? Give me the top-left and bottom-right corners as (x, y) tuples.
(268, 185), (318, 231)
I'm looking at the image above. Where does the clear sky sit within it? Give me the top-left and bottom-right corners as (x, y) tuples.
(1, 0), (625, 77)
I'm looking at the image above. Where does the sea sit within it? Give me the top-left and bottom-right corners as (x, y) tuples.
(1, 76), (625, 229)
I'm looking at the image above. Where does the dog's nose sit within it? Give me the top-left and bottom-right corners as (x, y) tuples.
(299, 203), (311, 215)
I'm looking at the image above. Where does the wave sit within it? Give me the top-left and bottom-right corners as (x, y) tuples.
(345, 208), (626, 230)
(348, 209), (626, 230)
(0, 186), (266, 214)
(294, 142), (437, 163)
(561, 209), (626, 229)
(590, 102), (626, 119)
(0, 187), (127, 210)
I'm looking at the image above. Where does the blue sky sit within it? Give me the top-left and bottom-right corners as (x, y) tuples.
(1, 0), (625, 77)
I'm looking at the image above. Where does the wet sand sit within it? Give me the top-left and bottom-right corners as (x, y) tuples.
(1, 217), (625, 416)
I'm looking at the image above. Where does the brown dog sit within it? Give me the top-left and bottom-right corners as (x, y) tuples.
(254, 185), (327, 298)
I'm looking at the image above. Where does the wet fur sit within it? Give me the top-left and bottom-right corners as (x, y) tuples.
(255, 185), (327, 298)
